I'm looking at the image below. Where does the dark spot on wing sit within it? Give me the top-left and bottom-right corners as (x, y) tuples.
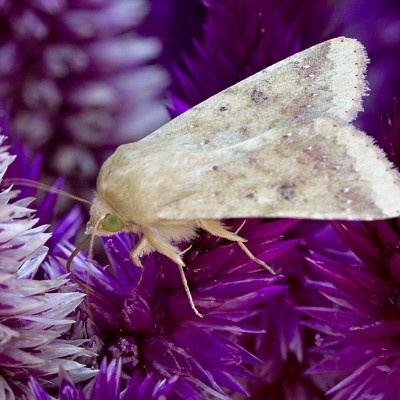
(245, 193), (254, 199)
(219, 106), (228, 111)
(251, 88), (268, 103)
(280, 183), (296, 200)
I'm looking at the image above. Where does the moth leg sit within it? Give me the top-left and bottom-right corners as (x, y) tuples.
(176, 260), (204, 318)
(179, 245), (193, 256)
(197, 219), (245, 242)
(143, 229), (204, 318)
(198, 219), (276, 275)
(236, 241), (276, 275)
(234, 220), (247, 234)
(130, 236), (153, 289)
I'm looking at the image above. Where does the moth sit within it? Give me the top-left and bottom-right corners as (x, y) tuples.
(85, 37), (400, 317)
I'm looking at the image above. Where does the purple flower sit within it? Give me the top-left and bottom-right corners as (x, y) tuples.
(0, 113), (97, 398)
(30, 359), (187, 400)
(0, 0), (169, 187)
(46, 217), (295, 398)
(302, 226), (400, 398)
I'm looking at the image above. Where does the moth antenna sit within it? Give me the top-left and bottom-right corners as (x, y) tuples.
(67, 235), (92, 292)
(67, 236), (91, 278)
(67, 235), (114, 305)
(2, 178), (91, 205)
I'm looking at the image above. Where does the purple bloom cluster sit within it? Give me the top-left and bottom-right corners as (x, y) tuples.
(29, 360), (181, 400)
(0, 113), (96, 399)
(1, 0), (400, 399)
(0, 0), (169, 192)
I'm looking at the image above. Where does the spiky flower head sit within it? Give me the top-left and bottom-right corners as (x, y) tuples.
(30, 359), (187, 400)
(42, 217), (298, 399)
(0, 108), (98, 399)
(0, 0), (169, 190)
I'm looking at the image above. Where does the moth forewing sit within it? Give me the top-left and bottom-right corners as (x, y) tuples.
(138, 37), (368, 151)
(91, 37), (400, 318)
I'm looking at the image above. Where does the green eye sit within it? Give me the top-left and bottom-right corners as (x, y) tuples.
(102, 214), (124, 232)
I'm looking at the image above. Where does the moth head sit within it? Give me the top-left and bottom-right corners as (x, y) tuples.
(87, 194), (126, 237)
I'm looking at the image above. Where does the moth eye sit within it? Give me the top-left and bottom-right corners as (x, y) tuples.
(102, 214), (124, 232)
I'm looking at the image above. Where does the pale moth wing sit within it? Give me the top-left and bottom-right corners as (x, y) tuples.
(156, 117), (400, 221)
(138, 36), (368, 151)
(97, 37), (400, 223)
(98, 116), (400, 223)
(90, 37), (400, 317)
